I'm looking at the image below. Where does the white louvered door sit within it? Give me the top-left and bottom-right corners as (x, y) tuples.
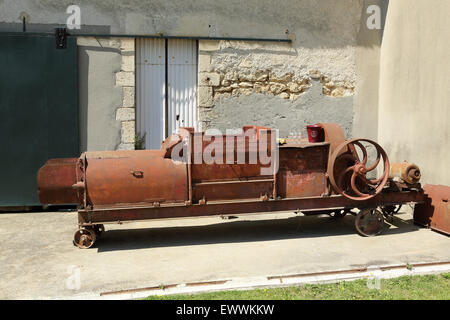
(136, 39), (197, 150)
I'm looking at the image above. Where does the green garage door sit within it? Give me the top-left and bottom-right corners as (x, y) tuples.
(0, 33), (78, 206)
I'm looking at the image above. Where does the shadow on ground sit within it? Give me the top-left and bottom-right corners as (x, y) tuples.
(97, 213), (421, 252)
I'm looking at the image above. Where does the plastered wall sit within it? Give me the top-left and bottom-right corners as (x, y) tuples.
(378, 0), (450, 185)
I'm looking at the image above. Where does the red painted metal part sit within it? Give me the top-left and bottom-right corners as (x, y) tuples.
(306, 125), (325, 143)
(414, 184), (450, 235)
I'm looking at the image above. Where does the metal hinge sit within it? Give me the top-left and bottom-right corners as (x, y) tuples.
(55, 28), (68, 49)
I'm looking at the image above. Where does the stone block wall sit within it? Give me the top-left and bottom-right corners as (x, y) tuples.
(115, 39), (136, 150)
(197, 40), (356, 137)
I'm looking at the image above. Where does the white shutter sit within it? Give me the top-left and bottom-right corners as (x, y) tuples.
(136, 38), (166, 150)
(136, 39), (197, 149)
(168, 39), (198, 133)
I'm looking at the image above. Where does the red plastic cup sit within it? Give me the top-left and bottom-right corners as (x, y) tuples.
(306, 125), (324, 143)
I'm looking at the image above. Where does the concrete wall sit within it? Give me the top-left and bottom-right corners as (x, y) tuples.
(0, 0), (362, 39)
(353, 0), (386, 141)
(77, 38), (122, 152)
(77, 37), (135, 152)
(378, 0), (450, 185)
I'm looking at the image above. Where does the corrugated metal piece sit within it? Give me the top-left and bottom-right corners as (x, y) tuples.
(136, 38), (166, 149)
(37, 158), (79, 205)
(168, 39), (198, 134)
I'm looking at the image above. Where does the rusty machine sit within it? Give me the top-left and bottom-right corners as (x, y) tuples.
(38, 123), (444, 249)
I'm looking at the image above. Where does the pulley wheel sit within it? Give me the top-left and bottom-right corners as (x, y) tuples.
(355, 208), (385, 237)
(329, 138), (390, 201)
(73, 228), (96, 249)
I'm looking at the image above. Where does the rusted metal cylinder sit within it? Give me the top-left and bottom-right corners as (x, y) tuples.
(82, 150), (187, 207)
(37, 150), (188, 207)
(389, 161), (421, 185)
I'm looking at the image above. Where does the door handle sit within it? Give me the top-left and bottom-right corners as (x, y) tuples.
(130, 170), (144, 178)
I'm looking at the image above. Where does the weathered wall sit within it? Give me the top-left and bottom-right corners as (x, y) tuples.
(378, 0), (450, 185)
(0, 0), (363, 40)
(0, 0), (365, 144)
(197, 39), (358, 138)
(195, 0), (365, 139)
(198, 57), (354, 138)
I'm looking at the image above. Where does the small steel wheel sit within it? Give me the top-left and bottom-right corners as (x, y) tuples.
(355, 208), (385, 237)
(93, 224), (105, 238)
(73, 228), (96, 249)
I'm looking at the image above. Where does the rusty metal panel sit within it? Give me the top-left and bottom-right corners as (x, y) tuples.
(136, 38), (166, 149)
(414, 184), (450, 235)
(278, 145), (329, 172)
(192, 162), (270, 182)
(37, 158), (78, 205)
(168, 39), (198, 133)
(277, 145), (329, 198)
(193, 179), (274, 202)
(191, 128), (275, 182)
(278, 171), (327, 198)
